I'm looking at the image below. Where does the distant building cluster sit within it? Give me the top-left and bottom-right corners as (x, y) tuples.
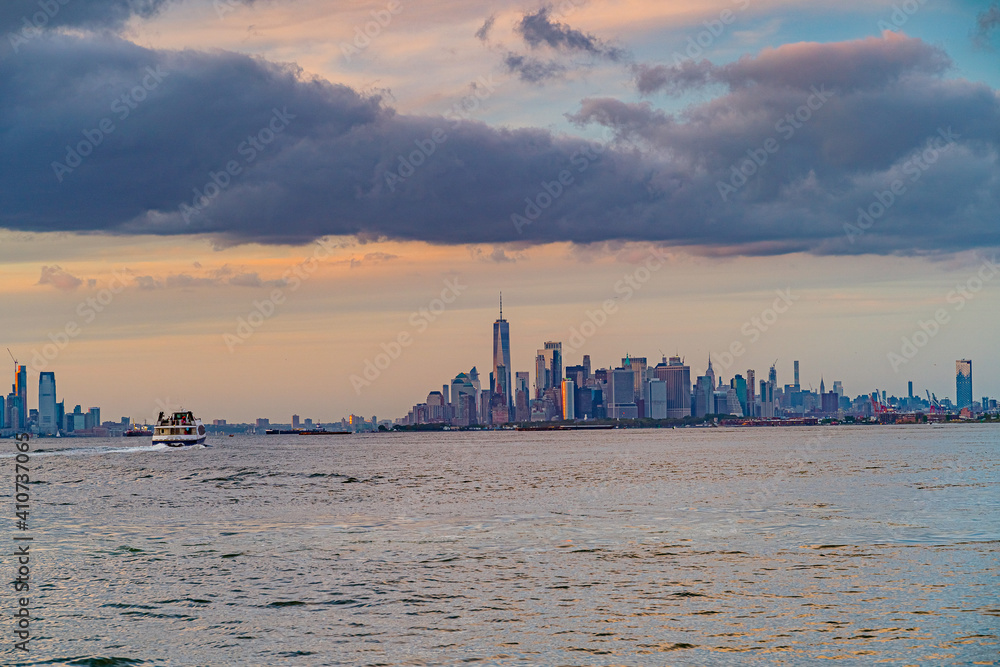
(1, 364), (123, 437)
(1, 333), (992, 437)
(393, 298), (996, 427)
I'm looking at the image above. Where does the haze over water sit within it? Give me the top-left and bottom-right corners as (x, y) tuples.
(5, 425), (998, 666)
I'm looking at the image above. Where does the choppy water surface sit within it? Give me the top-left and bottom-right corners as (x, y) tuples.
(3, 425), (998, 666)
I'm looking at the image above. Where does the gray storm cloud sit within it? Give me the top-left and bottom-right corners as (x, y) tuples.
(0, 30), (997, 256)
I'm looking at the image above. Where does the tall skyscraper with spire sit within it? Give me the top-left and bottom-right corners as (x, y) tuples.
(492, 293), (512, 417)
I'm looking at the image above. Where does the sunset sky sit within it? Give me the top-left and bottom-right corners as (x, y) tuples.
(1, 0), (998, 423)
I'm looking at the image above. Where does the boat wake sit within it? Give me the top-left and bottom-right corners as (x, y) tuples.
(0, 442), (209, 458)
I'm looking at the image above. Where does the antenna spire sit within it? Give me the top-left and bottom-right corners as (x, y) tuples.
(499, 292), (503, 320)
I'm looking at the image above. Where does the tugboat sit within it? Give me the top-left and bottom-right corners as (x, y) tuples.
(124, 423), (153, 437)
(152, 410), (206, 447)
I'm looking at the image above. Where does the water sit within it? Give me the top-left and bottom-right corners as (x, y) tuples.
(2, 425), (998, 666)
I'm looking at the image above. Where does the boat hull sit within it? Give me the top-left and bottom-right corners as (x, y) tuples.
(154, 436), (206, 447)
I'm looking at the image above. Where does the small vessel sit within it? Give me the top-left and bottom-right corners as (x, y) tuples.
(152, 410), (206, 447)
(124, 425), (153, 437)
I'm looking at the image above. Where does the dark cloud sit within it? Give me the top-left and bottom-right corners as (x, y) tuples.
(975, 3), (1000, 47)
(634, 60), (714, 96)
(1, 0), (173, 39)
(37, 265), (82, 290)
(475, 14), (495, 42)
(1, 31), (998, 258)
(503, 52), (566, 83)
(515, 7), (626, 62)
(635, 31), (951, 96)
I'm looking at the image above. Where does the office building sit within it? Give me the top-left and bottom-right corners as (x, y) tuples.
(746, 369), (756, 417)
(956, 359), (973, 410)
(646, 379), (667, 419)
(492, 294), (512, 415)
(731, 374), (747, 415)
(15, 364), (27, 430)
(694, 375), (712, 417)
(514, 371), (530, 422)
(536, 342), (562, 398)
(38, 372), (57, 435)
(607, 368), (637, 419)
(561, 380), (575, 420)
(793, 360), (800, 390)
(654, 356), (691, 419)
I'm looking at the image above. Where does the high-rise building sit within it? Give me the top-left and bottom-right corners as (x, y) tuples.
(768, 363), (778, 389)
(536, 342), (562, 398)
(705, 356), (716, 392)
(515, 371), (530, 422)
(292, 414), (300, 429)
(908, 381), (913, 399)
(956, 359), (973, 409)
(582, 355), (591, 384)
(654, 356), (691, 419)
(38, 372), (57, 435)
(731, 374), (747, 415)
(622, 355), (648, 394)
(534, 353), (547, 398)
(646, 379), (667, 419)
(760, 379), (774, 418)
(492, 293), (512, 415)
(565, 365), (586, 386)
(561, 380), (575, 421)
(746, 369), (756, 418)
(694, 375), (712, 417)
(607, 368), (637, 419)
(793, 360), (800, 390)
(15, 364), (27, 430)
(0, 394), (5, 429)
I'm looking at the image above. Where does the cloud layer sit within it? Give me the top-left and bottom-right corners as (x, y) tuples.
(1, 29), (998, 256)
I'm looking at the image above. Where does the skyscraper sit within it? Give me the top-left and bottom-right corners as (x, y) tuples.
(492, 293), (512, 415)
(38, 372), (57, 435)
(536, 342), (562, 397)
(956, 359), (973, 409)
(746, 369), (756, 418)
(654, 356), (691, 419)
(608, 368), (637, 419)
(793, 360), (800, 390)
(561, 380), (575, 421)
(16, 364), (27, 430)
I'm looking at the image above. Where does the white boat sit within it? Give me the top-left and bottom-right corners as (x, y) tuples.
(152, 410), (206, 447)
